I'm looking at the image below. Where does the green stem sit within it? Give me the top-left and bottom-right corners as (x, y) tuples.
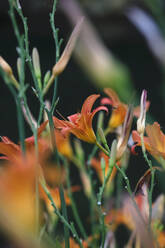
(59, 186), (70, 248)
(114, 163), (153, 237)
(140, 134), (154, 227)
(97, 141), (116, 247)
(64, 159), (87, 240)
(16, 98), (26, 154)
(41, 181), (83, 248)
(95, 141), (109, 156)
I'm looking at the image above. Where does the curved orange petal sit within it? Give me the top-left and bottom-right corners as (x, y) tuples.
(81, 94), (100, 117)
(101, 97), (113, 105)
(146, 122), (165, 155)
(0, 142), (21, 162)
(104, 88), (121, 107)
(109, 104), (127, 129)
(132, 130), (152, 155)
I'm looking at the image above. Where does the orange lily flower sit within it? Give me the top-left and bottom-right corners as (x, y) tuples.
(101, 88), (150, 130)
(132, 122), (165, 162)
(53, 94), (108, 143)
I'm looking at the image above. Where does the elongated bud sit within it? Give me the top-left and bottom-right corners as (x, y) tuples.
(17, 57), (21, 78)
(109, 139), (117, 164)
(98, 127), (106, 146)
(43, 17), (84, 95)
(21, 100), (37, 129)
(101, 157), (106, 174)
(80, 171), (92, 198)
(137, 90), (147, 135)
(0, 56), (13, 76)
(74, 139), (84, 163)
(32, 48), (41, 78)
(116, 105), (133, 160)
(52, 17), (84, 77)
(32, 48), (42, 89)
(43, 70), (51, 86)
(0, 56), (19, 89)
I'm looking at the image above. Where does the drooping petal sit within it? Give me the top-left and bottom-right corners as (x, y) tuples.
(0, 140), (20, 162)
(146, 122), (165, 154)
(81, 94), (100, 117)
(109, 104), (127, 129)
(104, 88), (121, 107)
(132, 130), (151, 152)
(101, 97), (113, 105)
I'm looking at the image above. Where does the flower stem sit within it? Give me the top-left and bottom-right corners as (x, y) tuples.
(140, 133), (154, 227)
(95, 141), (109, 156)
(40, 181), (83, 248)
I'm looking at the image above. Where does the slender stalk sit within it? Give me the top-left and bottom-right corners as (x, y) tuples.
(59, 186), (70, 248)
(41, 181), (83, 248)
(95, 141), (109, 156)
(64, 159), (87, 240)
(15, 98), (26, 154)
(97, 141), (116, 248)
(140, 134), (154, 227)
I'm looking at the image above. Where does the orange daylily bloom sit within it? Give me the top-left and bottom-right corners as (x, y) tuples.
(101, 88), (150, 130)
(132, 122), (165, 162)
(54, 94), (108, 143)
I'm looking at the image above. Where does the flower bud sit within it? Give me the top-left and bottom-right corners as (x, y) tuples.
(0, 56), (13, 76)
(137, 90), (147, 135)
(32, 48), (41, 78)
(52, 17), (84, 78)
(116, 105), (133, 160)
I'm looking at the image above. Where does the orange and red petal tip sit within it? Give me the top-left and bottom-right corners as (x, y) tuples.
(101, 97), (113, 106)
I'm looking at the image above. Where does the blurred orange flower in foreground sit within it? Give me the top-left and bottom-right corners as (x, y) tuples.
(54, 94), (108, 143)
(0, 158), (36, 242)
